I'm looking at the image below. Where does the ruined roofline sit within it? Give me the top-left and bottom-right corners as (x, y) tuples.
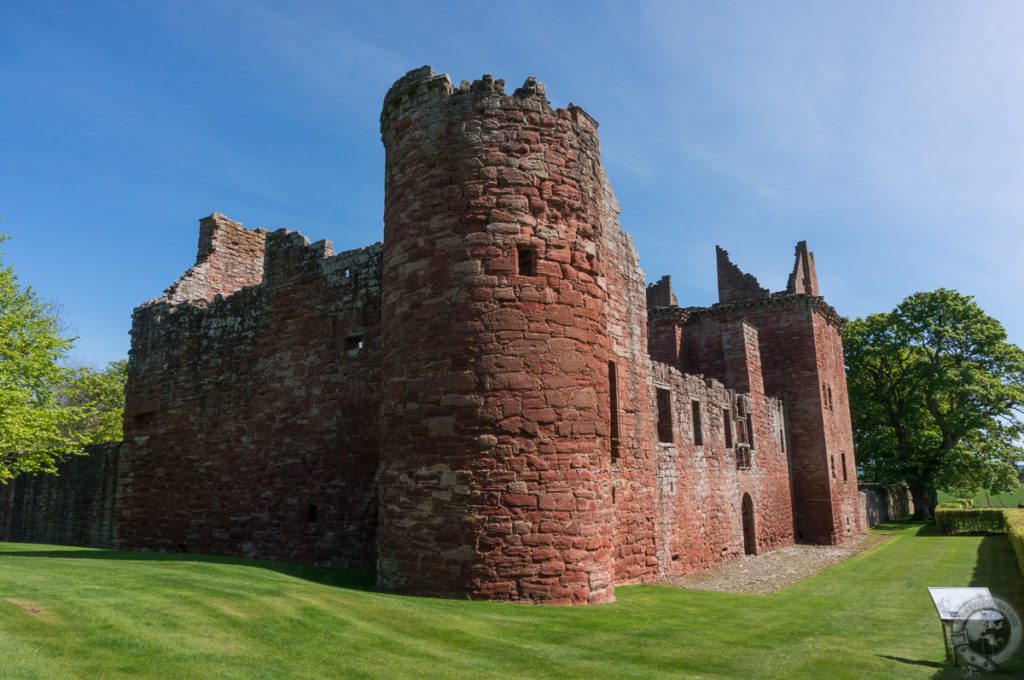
(138, 212), (381, 312)
(714, 241), (823, 304)
(688, 293), (844, 329)
(380, 65), (599, 139)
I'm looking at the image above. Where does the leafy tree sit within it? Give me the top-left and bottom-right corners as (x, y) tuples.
(845, 289), (1024, 518)
(58, 360), (127, 445)
(0, 235), (126, 483)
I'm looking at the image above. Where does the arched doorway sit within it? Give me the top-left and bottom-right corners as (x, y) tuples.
(742, 493), (757, 556)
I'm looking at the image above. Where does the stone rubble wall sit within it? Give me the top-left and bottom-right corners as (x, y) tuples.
(0, 443), (121, 548)
(119, 220), (382, 569)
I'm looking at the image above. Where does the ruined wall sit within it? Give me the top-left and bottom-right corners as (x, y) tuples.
(601, 171), (658, 586)
(650, 362), (793, 578)
(860, 483), (914, 526)
(119, 218), (381, 569)
(0, 443), (121, 547)
(683, 296), (859, 544)
(378, 67), (618, 604)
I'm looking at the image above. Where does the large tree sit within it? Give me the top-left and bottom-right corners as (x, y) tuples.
(0, 235), (125, 482)
(845, 289), (1024, 518)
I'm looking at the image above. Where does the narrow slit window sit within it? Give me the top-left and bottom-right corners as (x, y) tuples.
(746, 415), (755, 449)
(656, 388), (673, 443)
(827, 385), (834, 411)
(608, 361), (620, 461)
(516, 245), (536, 276)
(831, 455), (837, 479)
(723, 409), (733, 448)
(841, 452), (848, 482)
(345, 336), (364, 351)
(779, 429), (786, 453)
(691, 401), (703, 446)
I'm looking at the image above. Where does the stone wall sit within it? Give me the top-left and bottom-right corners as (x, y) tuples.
(0, 443), (121, 547)
(648, 362), (794, 578)
(860, 483), (914, 526)
(119, 218), (381, 569)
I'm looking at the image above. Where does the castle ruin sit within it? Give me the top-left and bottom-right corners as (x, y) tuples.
(0, 67), (864, 604)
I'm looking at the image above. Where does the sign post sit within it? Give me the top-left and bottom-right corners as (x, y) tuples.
(927, 587), (993, 666)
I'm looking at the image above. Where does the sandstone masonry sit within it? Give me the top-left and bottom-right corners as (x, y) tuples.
(0, 66), (866, 604)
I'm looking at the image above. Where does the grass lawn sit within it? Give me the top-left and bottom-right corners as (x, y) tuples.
(939, 484), (1024, 508)
(1, 523), (1022, 679)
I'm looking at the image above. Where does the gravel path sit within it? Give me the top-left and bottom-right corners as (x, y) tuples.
(671, 533), (891, 595)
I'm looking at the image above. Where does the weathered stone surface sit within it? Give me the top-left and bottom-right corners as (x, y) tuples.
(0, 65), (864, 605)
(0, 443), (121, 547)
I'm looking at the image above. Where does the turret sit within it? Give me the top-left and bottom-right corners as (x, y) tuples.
(377, 66), (621, 603)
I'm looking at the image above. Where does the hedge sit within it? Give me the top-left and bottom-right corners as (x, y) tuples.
(936, 508), (1024, 579)
(935, 508), (1008, 535)
(1005, 509), (1024, 579)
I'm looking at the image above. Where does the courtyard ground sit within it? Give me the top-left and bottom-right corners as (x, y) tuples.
(1, 522), (1021, 679)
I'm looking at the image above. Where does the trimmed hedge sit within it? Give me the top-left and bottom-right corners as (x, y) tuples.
(1005, 509), (1024, 579)
(936, 508), (1024, 579)
(935, 508), (1008, 535)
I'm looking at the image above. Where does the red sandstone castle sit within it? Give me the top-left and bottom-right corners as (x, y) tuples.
(0, 67), (864, 604)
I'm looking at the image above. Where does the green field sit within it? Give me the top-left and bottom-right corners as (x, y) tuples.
(939, 484), (1024, 508)
(1, 523), (1022, 679)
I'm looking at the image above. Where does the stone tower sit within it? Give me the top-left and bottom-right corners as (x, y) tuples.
(377, 66), (636, 604)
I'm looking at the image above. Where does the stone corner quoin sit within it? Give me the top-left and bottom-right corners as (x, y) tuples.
(0, 66), (866, 605)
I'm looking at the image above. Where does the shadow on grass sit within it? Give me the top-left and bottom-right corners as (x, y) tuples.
(0, 545), (376, 592)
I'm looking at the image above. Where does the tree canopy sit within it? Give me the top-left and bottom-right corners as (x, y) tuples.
(0, 235), (125, 483)
(845, 289), (1024, 518)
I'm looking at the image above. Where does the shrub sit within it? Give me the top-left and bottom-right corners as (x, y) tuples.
(935, 508), (1007, 535)
(1004, 509), (1024, 578)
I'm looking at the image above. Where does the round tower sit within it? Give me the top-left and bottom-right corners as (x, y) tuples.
(377, 66), (618, 604)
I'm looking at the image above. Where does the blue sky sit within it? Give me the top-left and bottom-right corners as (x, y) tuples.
(2, 1), (1023, 367)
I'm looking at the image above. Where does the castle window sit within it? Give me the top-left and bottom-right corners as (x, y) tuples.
(608, 361), (620, 461)
(831, 455), (837, 479)
(723, 409), (733, 448)
(656, 388), (673, 443)
(345, 336), (364, 351)
(516, 245), (536, 276)
(779, 429), (785, 453)
(746, 415), (755, 449)
(132, 412), (155, 427)
(841, 451), (848, 483)
(736, 447), (751, 470)
(307, 504), (318, 523)
(827, 385), (834, 411)
(691, 401), (703, 446)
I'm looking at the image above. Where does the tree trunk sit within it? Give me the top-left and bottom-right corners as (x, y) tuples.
(910, 486), (937, 520)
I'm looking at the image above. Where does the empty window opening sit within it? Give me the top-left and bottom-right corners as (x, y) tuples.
(841, 451), (848, 482)
(307, 504), (318, 523)
(612, 487), (616, 504)
(831, 455), (837, 479)
(345, 336), (364, 351)
(516, 245), (537, 276)
(779, 429), (785, 453)
(608, 361), (620, 461)
(736, 447), (751, 470)
(746, 416), (755, 449)
(132, 412), (155, 427)
(691, 401), (703, 446)
(723, 409), (733, 448)
(827, 385), (834, 411)
(342, 267), (351, 280)
(656, 388), (673, 443)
